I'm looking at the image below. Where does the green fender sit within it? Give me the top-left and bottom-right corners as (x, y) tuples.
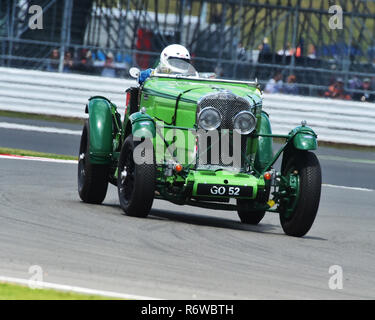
(87, 97), (113, 164)
(129, 111), (156, 139)
(290, 125), (318, 150)
(255, 112), (273, 171)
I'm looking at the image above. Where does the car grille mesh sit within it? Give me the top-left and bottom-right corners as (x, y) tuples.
(198, 91), (252, 129)
(197, 91), (251, 170)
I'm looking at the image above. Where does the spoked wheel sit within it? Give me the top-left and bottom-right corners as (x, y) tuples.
(78, 120), (109, 204)
(279, 150), (322, 237)
(117, 135), (155, 217)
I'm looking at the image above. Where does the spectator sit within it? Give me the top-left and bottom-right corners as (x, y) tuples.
(214, 64), (223, 77)
(46, 48), (59, 72)
(324, 78), (351, 100)
(348, 75), (362, 99)
(96, 49), (106, 62)
(85, 50), (94, 71)
(63, 51), (73, 73)
(124, 53), (133, 66)
(295, 45), (302, 58)
(101, 52), (116, 77)
(258, 37), (271, 64)
(277, 42), (295, 56)
(307, 44), (316, 59)
(258, 37), (270, 54)
(349, 75), (362, 90)
(237, 42), (246, 62)
(353, 78), (375, 102)
(264, 72), (283, 94)
(283, 75), (299, 95)
(296, 38), (304, 58)
(74, 48), (94, 73)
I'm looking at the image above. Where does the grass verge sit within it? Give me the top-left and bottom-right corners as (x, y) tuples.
(0, 147), (77, 161)
(0, 282), (114, 300)
(0, 110), (85, 125)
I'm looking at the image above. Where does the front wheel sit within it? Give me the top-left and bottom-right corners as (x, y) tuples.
(236, 200), (265, 225)
(117, 135), (155, 217)
(279, 151), (322, 237)
(78, 120), (109, 204)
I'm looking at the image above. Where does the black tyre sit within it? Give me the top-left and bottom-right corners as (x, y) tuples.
(117, 135), (155, 217)
(279, 151), (322, 237)
(78, 120), (109, 204)
(237, 183), (270, 225)
(237, 200), (265, 225)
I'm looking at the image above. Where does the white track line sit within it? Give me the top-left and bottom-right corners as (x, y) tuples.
(1, 154), (373, 192)
(0, 276), (160, 300)
(322, 183), (374, 192)
(319, 155), (375, 165)
(0, 154), (77, 164)
(0, 122), (81, 135)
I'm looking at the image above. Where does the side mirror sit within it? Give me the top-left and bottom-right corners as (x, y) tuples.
(129, 67), (140, 79)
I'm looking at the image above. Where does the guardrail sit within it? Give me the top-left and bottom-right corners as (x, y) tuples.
(1, 67), (374, 146)
(0, 67), (132, 118)
(264, 94), (375, 147)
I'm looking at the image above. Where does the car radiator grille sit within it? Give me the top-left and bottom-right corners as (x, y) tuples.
(197, 91), (252, 129)
(197, 91), (251, 170)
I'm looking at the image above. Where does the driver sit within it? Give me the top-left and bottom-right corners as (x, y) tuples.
(138, 44), (191, 84)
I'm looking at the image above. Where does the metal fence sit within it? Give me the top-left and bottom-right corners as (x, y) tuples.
(2, 66), (375, 146)
(2, 0), (375, 99)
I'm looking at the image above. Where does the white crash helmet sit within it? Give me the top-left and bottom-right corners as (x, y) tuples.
(158, 44), (191, 74)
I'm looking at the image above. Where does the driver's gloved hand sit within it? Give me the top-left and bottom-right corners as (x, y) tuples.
(138, 68), (153, 84)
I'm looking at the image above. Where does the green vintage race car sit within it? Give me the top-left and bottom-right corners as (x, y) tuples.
(78, 60), (321, 237)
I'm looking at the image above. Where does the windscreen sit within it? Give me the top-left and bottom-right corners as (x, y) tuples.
(156, 58), (198, 77)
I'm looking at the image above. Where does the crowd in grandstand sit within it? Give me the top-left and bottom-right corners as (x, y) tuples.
(322, 76), (375, 102)
(264, 71), (375, 102)
(46, 46), (374, 102)
(46, 48), (132, 78)
(264, 73), (299, 95)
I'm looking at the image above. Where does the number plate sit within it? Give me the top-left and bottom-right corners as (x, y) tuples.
(197, 184), (253, 197)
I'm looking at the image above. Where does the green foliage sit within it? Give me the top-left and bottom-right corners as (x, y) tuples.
(0, 110), (84, 125)
(0, 147), (77, 160)
(0, 283), (114, 300)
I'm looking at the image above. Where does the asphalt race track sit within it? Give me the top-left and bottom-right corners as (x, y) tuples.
(0, 116), (375, 299)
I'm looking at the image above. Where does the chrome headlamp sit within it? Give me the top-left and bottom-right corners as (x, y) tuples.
(198, 107), (222, 131)
(233, 111), (257, 135)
